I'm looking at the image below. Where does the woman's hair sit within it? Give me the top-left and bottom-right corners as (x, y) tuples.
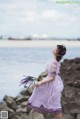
(56, 45), (66, 62)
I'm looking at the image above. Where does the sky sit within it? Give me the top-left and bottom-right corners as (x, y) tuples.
(0, 0), (80, 38)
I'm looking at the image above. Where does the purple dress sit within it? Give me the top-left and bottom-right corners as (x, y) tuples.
(27, 60), (64, 114)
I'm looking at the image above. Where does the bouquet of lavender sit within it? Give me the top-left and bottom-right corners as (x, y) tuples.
(20, 76), (37, 88)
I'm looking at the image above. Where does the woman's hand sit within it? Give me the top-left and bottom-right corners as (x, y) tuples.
(35, 81), (42, 87)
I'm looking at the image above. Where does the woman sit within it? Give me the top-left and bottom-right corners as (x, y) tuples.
(27, 45), (66, 119)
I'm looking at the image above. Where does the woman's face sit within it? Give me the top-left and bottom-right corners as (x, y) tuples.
(52, 48), (58, 56)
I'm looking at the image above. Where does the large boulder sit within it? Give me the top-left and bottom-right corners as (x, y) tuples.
(3, 95), (17, 110)
(0, 102), (14, 113)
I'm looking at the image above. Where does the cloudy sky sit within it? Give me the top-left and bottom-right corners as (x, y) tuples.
(0, 0), (80, 38)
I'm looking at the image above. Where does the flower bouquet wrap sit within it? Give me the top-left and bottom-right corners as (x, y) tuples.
(20, 76), (37, 89)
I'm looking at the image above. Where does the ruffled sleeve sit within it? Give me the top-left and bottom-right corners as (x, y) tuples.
(49, 62), (57, 77)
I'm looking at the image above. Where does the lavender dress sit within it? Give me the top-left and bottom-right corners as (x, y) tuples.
(27, 60), (64, 114)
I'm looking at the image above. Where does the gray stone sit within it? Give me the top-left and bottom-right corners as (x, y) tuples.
(21, 101), (27, 108)
(76, 114), (80, 119)
(17, 105), (21, 109)
(74, 58), (80, 64)
(29, 109), (44, 119)
(20, 90), (27, 96)
(0, 102), (7, 110)
(44, 113), (54, 119)
(75, 64), (80, 70)
(63, 86), (75, 98)
(63, 114), (74, 119)
(0, 102), (14, 113)
(16, 95), (29, 103)
(37, 71), (48, 81)
(9, 112), (16, 119)
(20, 87), (34, 96)
(26, 85), (35, 95)
(63, 102), (80, 114)
(21, 114), (32, 119)
(3, 95), (17, 110)
(16, 107), (27, 113)
(15, 115), (22, 119)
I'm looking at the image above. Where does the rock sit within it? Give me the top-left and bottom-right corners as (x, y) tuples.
(75, 64), (80, 70)
(20, 83), (35, 96)
(29, 109), (45, 119)
(75, 88), (80, 97)
(44, 113), (54, 119)
(20, 88), (32, 96)
(16, 95), (29, 104)
(37, 71), (48, 81)
(0, 102), (14, 113)
(3, 95), (12, 102)
(75, 96), (80, 103)
(11, 118), (15, 119)
(63, 102), (80, 114)
(15, 115), (22, 119)
(74, 58), (80, 64)
(9, 112), (23, 119)
(73, 80), (80, 88)
(3, 95), (17, 110)
(74, 74), (80, 79)
(9, 112), (31, 119)
(64, 79), (80, 88)
(60, 58), (80, 116)
(63, 114), (75, 119)
(76, 114), (80, 119)
(21, 107), (27, 113)
(63, 86), (75, 98)
(20, 84), (35, 97)
(16, 107), (27, 113)
(20, 114), (32, 119)
(20, 90), (28, 96)
(9, 112), (16, 119)
(0, 101), (7, 109)
(21, 101), (27, 108)
(17, 105), (21, 109)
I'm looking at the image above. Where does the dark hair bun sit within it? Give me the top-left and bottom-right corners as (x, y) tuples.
(57, 45), (66, 56)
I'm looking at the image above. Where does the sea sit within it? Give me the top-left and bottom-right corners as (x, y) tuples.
(0, 42), (80, 101)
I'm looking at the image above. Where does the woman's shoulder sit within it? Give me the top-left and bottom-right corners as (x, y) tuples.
(50, 60), (61, 67)
(51, 60), (59, 65)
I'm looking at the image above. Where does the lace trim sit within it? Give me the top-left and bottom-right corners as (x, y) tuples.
(27, 102), (62, 114)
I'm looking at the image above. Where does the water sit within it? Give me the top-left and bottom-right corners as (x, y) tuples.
(0, 47), (80, 101)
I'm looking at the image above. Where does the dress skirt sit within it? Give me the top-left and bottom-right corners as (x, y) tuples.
(27, 75), (64, 114)
(27, 61), (64, 114)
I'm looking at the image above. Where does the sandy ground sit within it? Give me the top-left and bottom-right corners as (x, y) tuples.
(0, 40), (80, 47)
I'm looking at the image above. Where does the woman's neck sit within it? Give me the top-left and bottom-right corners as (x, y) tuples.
(54, 56), (59, 63)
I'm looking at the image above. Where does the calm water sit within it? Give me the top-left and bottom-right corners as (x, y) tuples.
(0, 47), (80, 101)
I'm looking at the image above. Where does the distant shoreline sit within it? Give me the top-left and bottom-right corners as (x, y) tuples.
(0, 40), (80, 47)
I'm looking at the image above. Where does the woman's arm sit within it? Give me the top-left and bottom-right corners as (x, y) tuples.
(40, 77), (54, 84)
(35, 62), (57, 87)
(35, 76), (55, 87)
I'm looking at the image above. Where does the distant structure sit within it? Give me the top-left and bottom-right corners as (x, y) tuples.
(0, 36), (3, 40)
(8, 37), (32, 40)
(32, 34), (48, 40)
(0, 35), (79, 41)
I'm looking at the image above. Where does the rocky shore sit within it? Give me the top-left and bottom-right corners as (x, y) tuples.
(0, 58), (80, 119)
